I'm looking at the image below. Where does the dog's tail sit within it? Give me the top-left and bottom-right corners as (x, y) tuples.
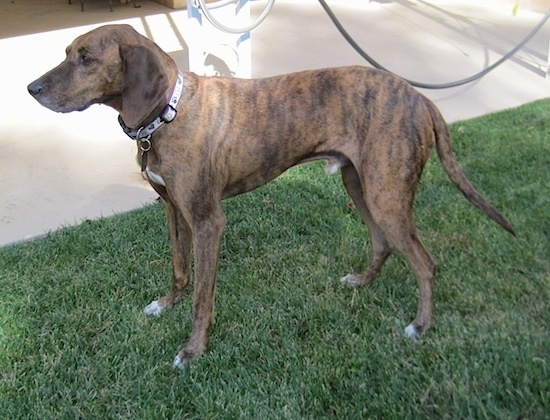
(428, 100), (515, 235)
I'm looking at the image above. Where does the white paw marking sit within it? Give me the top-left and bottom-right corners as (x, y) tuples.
(173, 354), (185, 370)
(325, 160), (342, 175)
(404, 324), (419, 338)
(143, 300), (164, 317)
(146, 168), (166, 187)
(340, 274), (361, 287)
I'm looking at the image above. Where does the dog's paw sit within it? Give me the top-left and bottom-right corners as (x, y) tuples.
(172, 354), (186, 370)
(143, 300), (164, 317)
(340, 274), (362, 287)
(404, 324), (420, 338)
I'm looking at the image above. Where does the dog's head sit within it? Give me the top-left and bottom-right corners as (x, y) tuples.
(27, 24), (172, 128)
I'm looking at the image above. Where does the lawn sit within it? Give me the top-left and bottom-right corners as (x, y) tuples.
(0, 99), (548, 418)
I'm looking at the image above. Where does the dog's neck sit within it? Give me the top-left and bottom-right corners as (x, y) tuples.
(118, 70), (184, 142)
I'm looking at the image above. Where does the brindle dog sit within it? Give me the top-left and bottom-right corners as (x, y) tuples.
(28, 24), (514, 368)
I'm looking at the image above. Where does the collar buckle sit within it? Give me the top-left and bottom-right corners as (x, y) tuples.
(160, 104), (177, 123)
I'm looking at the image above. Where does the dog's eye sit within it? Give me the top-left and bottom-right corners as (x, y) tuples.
(80, 54), (94, 65)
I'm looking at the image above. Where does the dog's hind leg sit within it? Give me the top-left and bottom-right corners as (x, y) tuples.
(144, 198), (192, 316)
(385, 225), (436, 337)
(398, 235), (437, 338)
(340, 164), (393, 287)
(364, 189), (437, 337)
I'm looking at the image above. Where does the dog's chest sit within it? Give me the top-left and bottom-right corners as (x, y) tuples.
(146, 167), (166, 187)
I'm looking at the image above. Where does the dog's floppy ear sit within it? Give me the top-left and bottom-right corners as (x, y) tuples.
(119, 45), (169, 129)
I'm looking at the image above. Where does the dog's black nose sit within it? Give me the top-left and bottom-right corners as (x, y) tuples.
(27, 81), (43, 97)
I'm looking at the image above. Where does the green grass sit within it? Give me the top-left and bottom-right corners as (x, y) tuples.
(1, 99), (549, 418)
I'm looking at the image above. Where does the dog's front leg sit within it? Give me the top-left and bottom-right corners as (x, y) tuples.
(144, 199), (192, 316)
(173, 207), (227, 369)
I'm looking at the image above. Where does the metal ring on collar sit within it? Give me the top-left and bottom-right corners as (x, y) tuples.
(139, 138), (152, 153)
